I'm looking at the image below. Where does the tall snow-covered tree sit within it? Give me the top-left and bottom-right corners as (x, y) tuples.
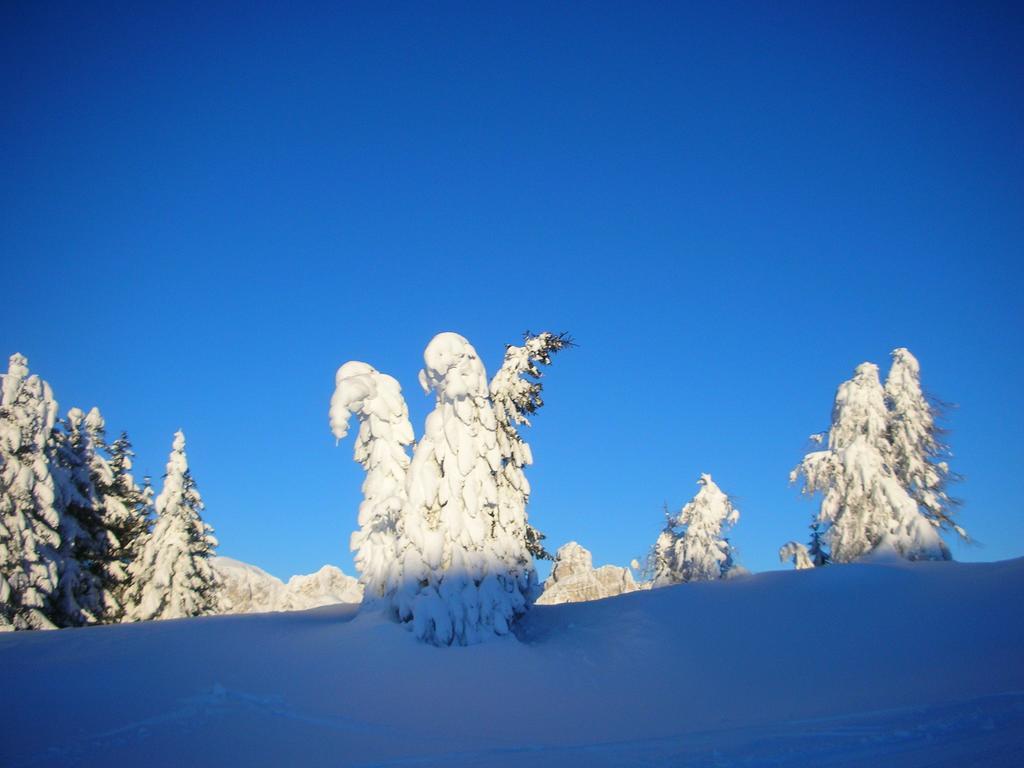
(397, 332), (526, 646)
(884, 347), (965, 540)
(791, 362), (948, 563)
(329, 361), (414, 605)
(83, 413), (152, 622)
(49, 407), (109, 626)
(126, 430), (219, 621)
(489, 331), (571, 565)
(0, 353), (62, 630)
(651, 474), (740, 586)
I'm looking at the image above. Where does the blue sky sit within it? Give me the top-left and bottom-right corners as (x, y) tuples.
(2, 2), (1022, 580)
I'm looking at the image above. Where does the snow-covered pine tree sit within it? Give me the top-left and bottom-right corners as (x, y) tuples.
(49, 407), (109, 626)
(884, 347), (965, 540)
(652, 474), (740, 586)
(489, 331), (571, 566)
(778, 541), (814, 570)
(126, 430), (219, 621)
(649, 506), (680, 587)
(329, 361), (414, 605)
(397, 332), (521, 646)
(83, 412), (152, 622)
(791, 362), (948, 563)
(0, 353), (62, 630)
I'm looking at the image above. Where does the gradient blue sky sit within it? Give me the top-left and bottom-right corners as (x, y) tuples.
(2, 2), (1022, 581)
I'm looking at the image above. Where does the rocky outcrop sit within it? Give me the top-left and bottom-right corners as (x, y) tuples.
(286, 565), (363, 607)
(536, 542), (640, 605)
(214, 557), (363, 614)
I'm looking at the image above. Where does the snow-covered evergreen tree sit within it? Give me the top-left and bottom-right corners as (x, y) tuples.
(126, 431), (219, 621)
(651, 474), (740, 586)
(329, 361), (414, 605)
(489, 331), (571, 566)
(397, 332), (523, 646)
(649, 526), (678, 587)
(791, 362), (948, 563)
(0, 353), (61, 630)
(778, 541), (814, 570)
(83, 413), (152, 622)
(884, 347), (965, 540)
(49, 407), (109, 626)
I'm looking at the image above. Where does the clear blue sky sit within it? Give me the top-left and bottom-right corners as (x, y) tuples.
(2, 2), (1022, 581)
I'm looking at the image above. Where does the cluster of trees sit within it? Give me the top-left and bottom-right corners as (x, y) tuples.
(644, 347), (963, 588)
(782, 347), (964, 566)
(5, 337), (965, 643)
(330, 331), (570, 646)
(0, 354), (219, 630)
(331, 335), (966, 645)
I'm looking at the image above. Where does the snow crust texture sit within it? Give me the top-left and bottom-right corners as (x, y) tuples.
(535, 541), (639, 605)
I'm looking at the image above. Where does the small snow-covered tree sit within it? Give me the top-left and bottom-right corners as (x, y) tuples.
(489, 331), (571, 566)
(127, 430), (219, 621)
(329, 361), (414, 605)
(652, 474), (740, 586)
(83, 413), (152, 622)
(778, 541), (814, 570)
(49, 407), (109, 626)
(648, 503), (678, 585)
(397, 332), (523, 646)
(791, 362), (948, 563)
(0, 353), (62, 630)
(884, 348), (965, 540)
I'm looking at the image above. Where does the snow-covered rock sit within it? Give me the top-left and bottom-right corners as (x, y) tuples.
(214, 557), (362, 614)
(287, 565), (363, 607)
(536, 542), (639, 605)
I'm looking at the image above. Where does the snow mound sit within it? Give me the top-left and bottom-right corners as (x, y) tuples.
(2, 557), (1023, 766)
(214, 557), (361, 614)
(536, 541), (640, 605)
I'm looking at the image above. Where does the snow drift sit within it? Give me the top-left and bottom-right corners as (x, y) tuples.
(2, 557), (1022, 767)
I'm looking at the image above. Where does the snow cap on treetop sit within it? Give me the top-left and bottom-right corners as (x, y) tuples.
(85, 406), (104, 433)
(2, 352), (29, 404)
(890, 347), (920, 375)
(329, 361), (389, 441)
(853, 362), (879, 380)
(418, 332), (488, 399)
(330, 361), (375, 440)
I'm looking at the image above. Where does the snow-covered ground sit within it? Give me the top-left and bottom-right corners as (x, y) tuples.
(3, 556), (1023, 767)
